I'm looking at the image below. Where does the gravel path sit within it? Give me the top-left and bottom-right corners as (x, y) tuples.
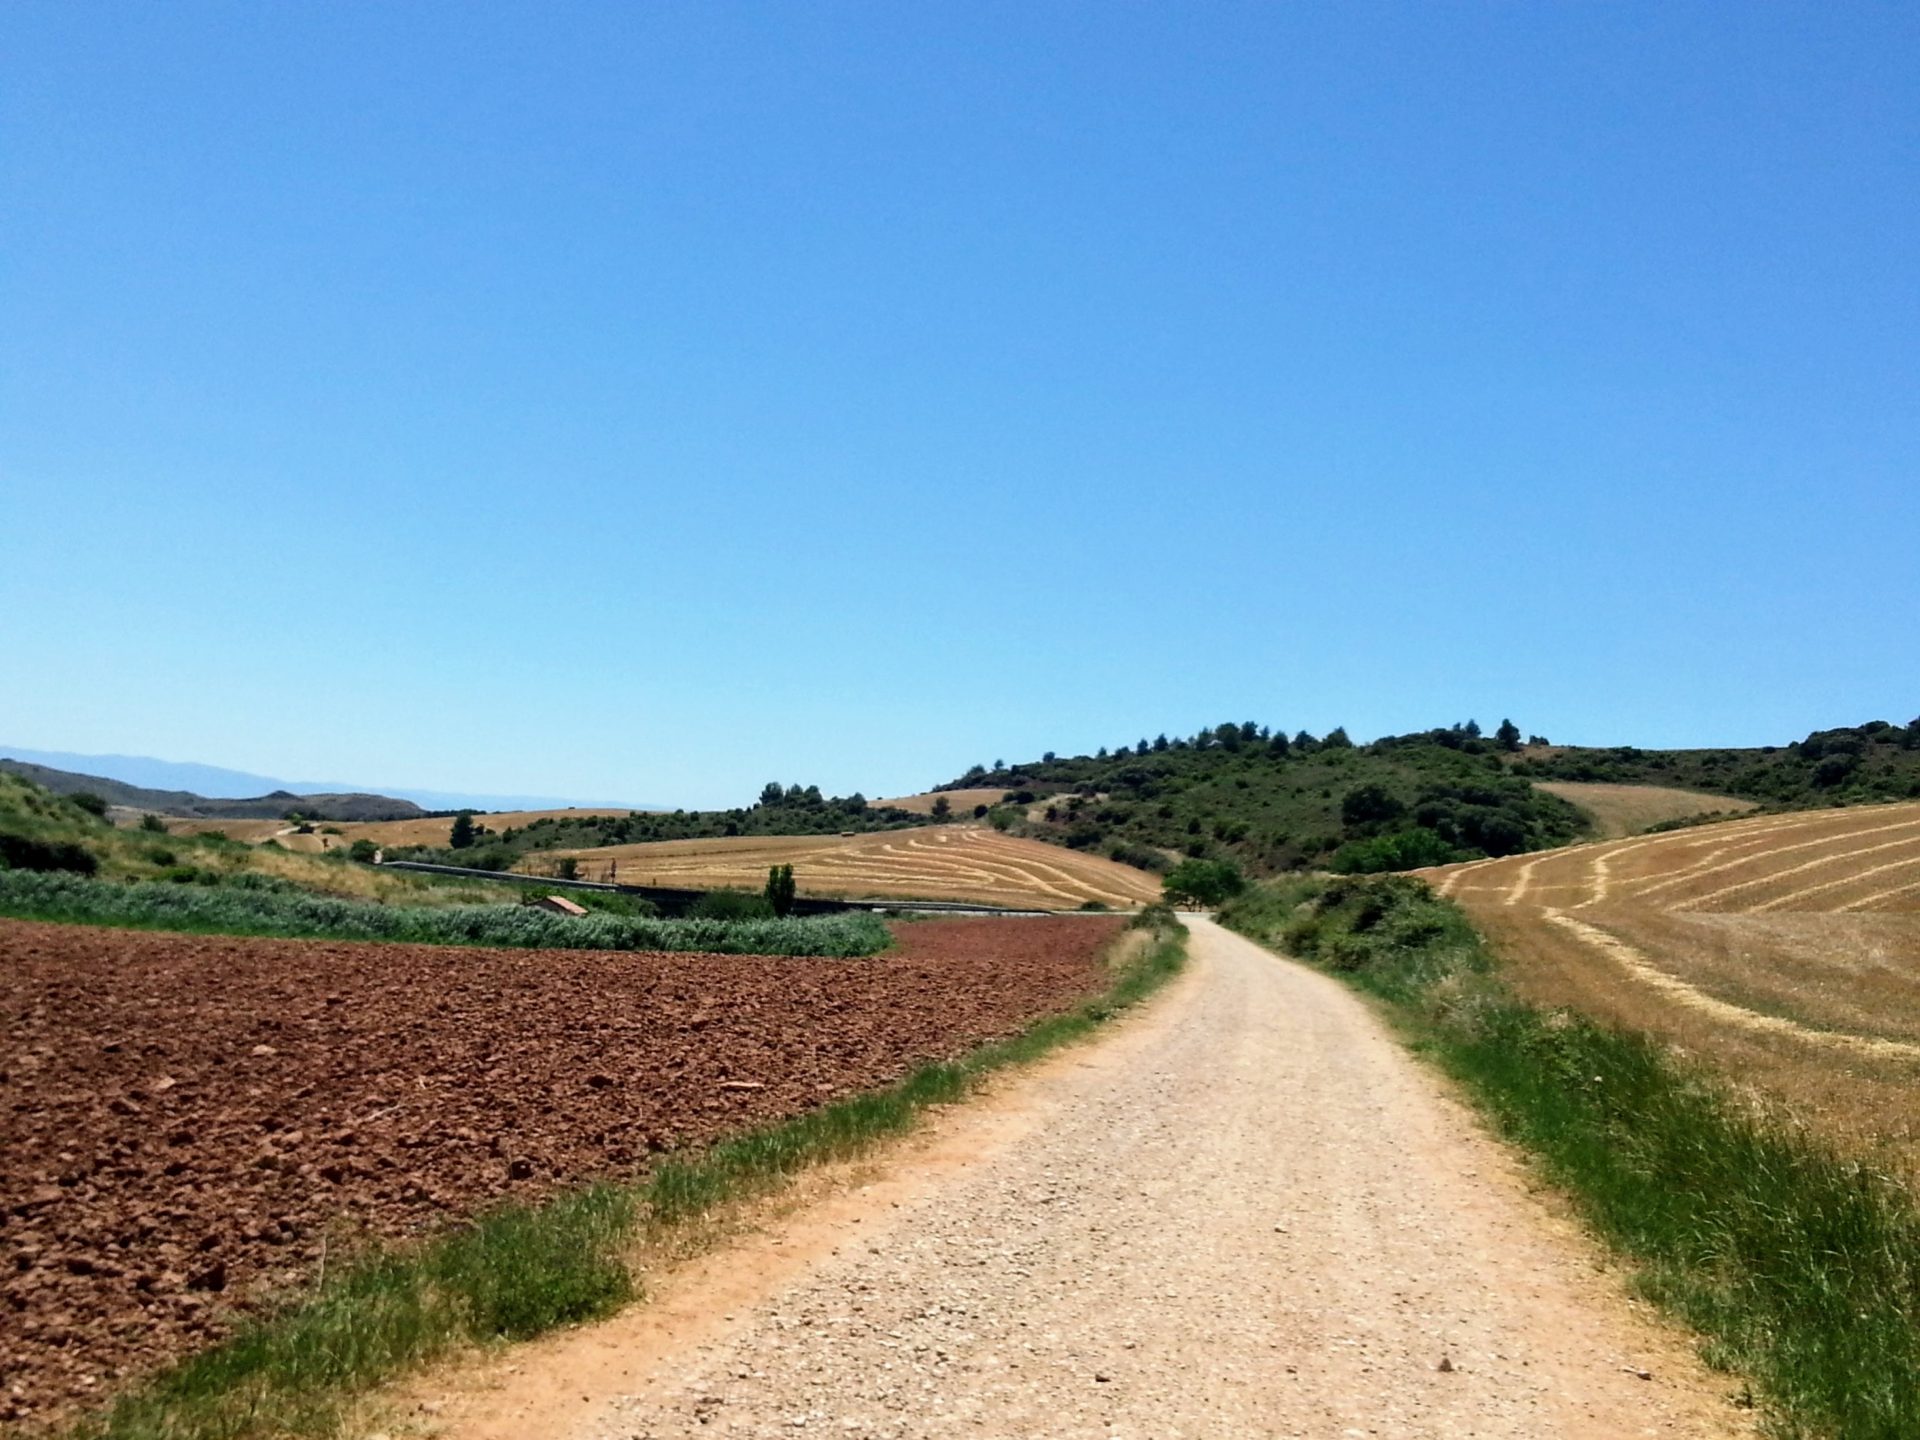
(439, 918), (1746, 1439)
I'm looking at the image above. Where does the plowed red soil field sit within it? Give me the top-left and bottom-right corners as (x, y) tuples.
(0, 915), (1121, 1428)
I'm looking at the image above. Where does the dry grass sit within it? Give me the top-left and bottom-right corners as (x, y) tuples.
(872, 788), (1011, 816)
(1531, 780), (1756, 838)
(528, 825), (1161, 910)
(1424, 801), (1920, 1172)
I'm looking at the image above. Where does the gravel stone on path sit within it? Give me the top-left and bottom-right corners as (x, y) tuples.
(548, 918), (1747, 1440)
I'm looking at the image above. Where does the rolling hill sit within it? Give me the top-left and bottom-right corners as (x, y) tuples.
(0, 759), (426, 822)
(928, 722), (1592, 876)
(930, 716), (1920, 879)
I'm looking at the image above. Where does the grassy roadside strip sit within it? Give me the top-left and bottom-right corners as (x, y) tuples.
(1219, 875), (1920, 1440)
(0, 869), (891, 957)
(69, 911), (1187, 1440)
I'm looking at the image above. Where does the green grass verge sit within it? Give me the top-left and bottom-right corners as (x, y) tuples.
(0, 869), (891, 957)
(68, 917), (1187, 1440)
(1220, 875), (1920, 1440)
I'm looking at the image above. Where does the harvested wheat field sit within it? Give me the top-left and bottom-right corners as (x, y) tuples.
(872, 787), (1012, 816)
(1424, 801), (1920, 1170)
(1531, 780), (1757, 838)
(533, 825), (1160, 910)
(0, 914), (1122, 1427)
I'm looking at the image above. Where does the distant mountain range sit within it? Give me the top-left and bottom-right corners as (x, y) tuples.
(0, 759), (428, 822)
(0, 746), (661, 814)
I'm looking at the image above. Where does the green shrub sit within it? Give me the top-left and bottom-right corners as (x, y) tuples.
(0, 870), (889, 957)
(564, 890), (660, 919)
(1106, 840), (1170, 873)
(764, 864), (797, 917)
(1329, 827), (1465, 874)
(1128, 900), (1180, 933)
(0, 831), (99, 876)
(690, 888), (776, 921)
(1161, 857), (1245, 906)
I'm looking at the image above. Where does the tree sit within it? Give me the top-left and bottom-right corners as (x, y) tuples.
(1322, 726), (1353, 749)
(1161, 857), (1246, 907)
(1340, 783), (1404, 828)
(765, 863), (797, 916)
(1495, 718), (1522, 753)
(70, 791), (108, 818)
(449, 811), (477, 849)
(930, 795), (952, 820)
(759, 782), (785, 807)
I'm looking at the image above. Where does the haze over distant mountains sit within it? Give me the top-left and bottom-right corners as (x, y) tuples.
(0, 746), (660, 814)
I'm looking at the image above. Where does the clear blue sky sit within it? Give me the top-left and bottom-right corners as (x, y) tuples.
(4, 2), (1915, 809)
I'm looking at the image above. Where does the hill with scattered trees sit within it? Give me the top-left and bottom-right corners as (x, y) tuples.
(386, 783), (926, 871)
(931, 714), (1920, 878)
(932, 720), (1589, 877)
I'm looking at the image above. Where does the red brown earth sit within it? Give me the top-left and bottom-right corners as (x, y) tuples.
(0, 914), (1121, 1428)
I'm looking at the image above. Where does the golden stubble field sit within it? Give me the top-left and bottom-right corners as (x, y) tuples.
(873, 788), (1012, 816)
(1530, 781), (1757, 838)
(1424, 801), (1920, 1170)
(530, 825), (1161, 910)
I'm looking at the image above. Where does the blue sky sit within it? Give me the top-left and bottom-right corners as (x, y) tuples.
(4, 2), (1915, 809)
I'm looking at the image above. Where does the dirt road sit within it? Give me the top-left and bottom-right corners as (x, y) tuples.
(433, 919), (1745, 1439)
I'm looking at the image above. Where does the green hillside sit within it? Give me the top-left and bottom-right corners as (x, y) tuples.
(0, 770), (511, 904)
(933, 721), (1589, 876)
(937, 715), (1920, 878)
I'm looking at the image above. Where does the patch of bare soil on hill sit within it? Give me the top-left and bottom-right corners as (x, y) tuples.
(0, 916), (1119, 1428)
